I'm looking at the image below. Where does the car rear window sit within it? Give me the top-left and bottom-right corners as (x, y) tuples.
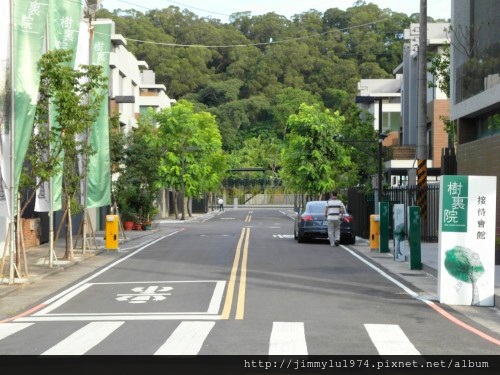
(307, 202), (326, 213)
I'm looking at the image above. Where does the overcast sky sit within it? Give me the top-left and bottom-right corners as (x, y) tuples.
(100, 0), (451, 22)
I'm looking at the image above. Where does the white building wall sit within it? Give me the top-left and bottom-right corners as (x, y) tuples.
(357, 77), (402, 133)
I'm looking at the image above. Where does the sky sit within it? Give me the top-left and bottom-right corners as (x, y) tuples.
(100, 0), (451, 22)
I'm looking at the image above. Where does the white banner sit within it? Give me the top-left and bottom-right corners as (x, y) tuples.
(438, 175), (497, 306)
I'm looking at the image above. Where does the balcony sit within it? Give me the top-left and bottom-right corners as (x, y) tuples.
(390, 146), (416, 160)
(456, 55), (500, 103)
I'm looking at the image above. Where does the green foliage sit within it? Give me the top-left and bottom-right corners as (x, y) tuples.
(108, 112), (126, 175)
(445, 246), (485, 284)
(428, 43), (450, 98)
(280, 103), (352, 196)
(98, 3), (426, 195)
(155, 100), (227, 198)
(113, 114), (162, 222)
(26, 49), (107, 215)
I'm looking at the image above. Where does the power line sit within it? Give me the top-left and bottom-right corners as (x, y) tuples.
(102, 0), (232, 17)
(120, 17), (391, 49)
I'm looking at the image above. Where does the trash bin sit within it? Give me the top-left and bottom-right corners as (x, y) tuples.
(105, 215), (119, 250)
(370, 214), (380, 251)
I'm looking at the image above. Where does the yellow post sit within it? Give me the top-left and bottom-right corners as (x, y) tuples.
(369, 214), (380, 251)
(105, 215), (119, 250)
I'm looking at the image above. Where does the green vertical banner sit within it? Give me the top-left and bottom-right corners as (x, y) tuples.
(50, 0), (82, 211)
(49, 0), (82, 64)
(13, 0), (50, 215)
(379, 201), (389, 253)
(35, 0), (83, 213)
(87, 21), (112, 208)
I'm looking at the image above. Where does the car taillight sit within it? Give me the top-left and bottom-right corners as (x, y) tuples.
(343, 216), (352, 223)
(301, 214), (314, 222)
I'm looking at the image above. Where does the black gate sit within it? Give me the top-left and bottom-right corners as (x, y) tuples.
(348, 185), (440, 242)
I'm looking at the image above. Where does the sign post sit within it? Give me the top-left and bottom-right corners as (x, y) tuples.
(379, 201), (390, 253)
(438, 175), (497, 306)
(408, 206), (422, 270)
(393, 204), (405, 262)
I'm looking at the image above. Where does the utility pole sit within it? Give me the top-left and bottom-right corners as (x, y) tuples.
(417, 0), (428, 219)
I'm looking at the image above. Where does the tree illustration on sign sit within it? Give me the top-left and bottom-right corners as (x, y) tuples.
(394, 222), (405, 261)
(444, 246), (485, 305)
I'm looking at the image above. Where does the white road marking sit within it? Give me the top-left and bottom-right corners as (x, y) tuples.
(16, 314), (221, 322)
(34, 283), (93, 315)
(31, 280), (226, 319)
(269, 322), (308, 355)
(207, 281), (226, 314)
(37, 234), (178, 310)
(341, 245), (419, 298)
(154, 321), (215, 355)
(273, 234), (294, 238)
(0, 323), (33, 340)
(41, 321), (124, 355)
(364, 324), (420, 355)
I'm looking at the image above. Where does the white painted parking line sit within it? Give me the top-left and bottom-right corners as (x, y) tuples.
(154, 321), (215, 355)
(364, 324), (420, 355)
(0, 323), (33, 340)
(269, 322), (308, 355)
(41, 321), (124, 355)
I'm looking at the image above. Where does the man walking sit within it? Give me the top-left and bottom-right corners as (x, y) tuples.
(324, 191), (346, 246)
(217, 197), (224, 212)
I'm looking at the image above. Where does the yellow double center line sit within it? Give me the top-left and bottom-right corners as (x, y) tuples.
(221, 227), (250, 320)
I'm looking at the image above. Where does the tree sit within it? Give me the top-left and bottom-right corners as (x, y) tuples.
(272, 87), (320, 139)
(280, 103), (352, 204)
(338, 103), (378, 188)
(29, 49), (107, 260)
(445, 246), (485, 306)
(427, 44), (456, 148)
(156, 100), (226, 219)
(428, 43), (450, 98)
(113, 112), (162, 224)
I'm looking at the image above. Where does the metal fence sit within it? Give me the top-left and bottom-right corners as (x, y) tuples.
(348, 185), (440, 242)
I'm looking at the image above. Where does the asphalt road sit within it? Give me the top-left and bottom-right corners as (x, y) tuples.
(1, 208), (499, 361)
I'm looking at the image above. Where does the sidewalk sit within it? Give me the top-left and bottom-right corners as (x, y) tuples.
(361, 238), (500, 301)
(351, 237), (500, 336)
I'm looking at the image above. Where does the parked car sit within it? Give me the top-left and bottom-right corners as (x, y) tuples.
(294, 201), (356, 244)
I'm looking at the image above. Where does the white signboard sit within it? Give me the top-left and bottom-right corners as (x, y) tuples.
(438, 175), (497, 306)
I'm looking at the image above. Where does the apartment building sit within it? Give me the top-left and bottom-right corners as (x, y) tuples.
(390, 22), (450, 186)
(450, 0), (500, 234)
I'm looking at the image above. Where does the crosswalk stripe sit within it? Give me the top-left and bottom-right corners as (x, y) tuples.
(41, 321), (124, 355)
(269, 322), (308, 355)
(0, 323), (34, 340)
(154, 321), (215, 355)
(2, 321), (423, 356)
(364, 324), (420, 355)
